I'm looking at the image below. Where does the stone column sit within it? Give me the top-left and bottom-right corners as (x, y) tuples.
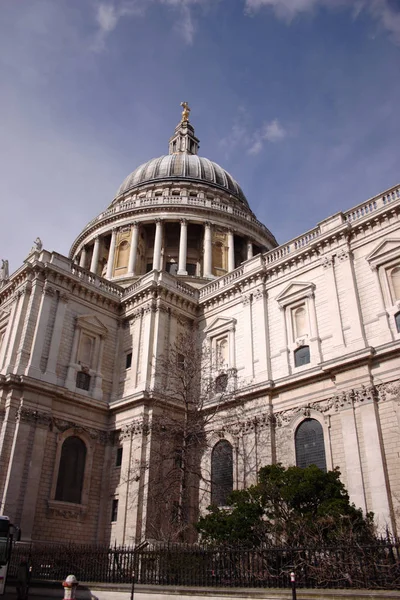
(306, 292), (322, 362)
(360, 400), (394, 533)
(340, 406), (367, 514)
(25, 284), (56, 379)
(152, 220), (163, 271)
(44, 292), (69, 385)
(336, 246), (366, 348)
(321, 255), (345, 348)
(93, 337), (105, 401)
(228, 230), (235, 272)
(90, 236), (101, 274)
(0, 287), (31, 374)
(373, 267), (393, 342)
(247, 241), (253, 261)
(241, 293), (254, 378)
(203, 222), (212, 278)
(65, 323), (81, 390)
(177, 219), (188, 276)
(128, 223), (139, 276)
(79, 247), (87, 268)
(106, 229), (118, 279)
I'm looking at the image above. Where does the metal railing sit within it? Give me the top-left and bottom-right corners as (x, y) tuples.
(8, 540), (400, 589)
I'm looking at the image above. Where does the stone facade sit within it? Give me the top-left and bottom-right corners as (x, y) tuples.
(1, 110), (400, 543)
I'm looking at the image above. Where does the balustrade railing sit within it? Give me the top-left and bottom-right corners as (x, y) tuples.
(70, 264), (123, 297)
(80, 196), (271, 235)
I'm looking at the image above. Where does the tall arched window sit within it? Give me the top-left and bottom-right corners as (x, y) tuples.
(116, 241), (130, 271)
(392, 268), (400, 301)
(294, 306), (307, 338)
(211, 440), (233, 506)
(55, 436), (87, 503)
(295, 418), (326, 472)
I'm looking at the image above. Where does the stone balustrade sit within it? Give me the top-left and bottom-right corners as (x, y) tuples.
(81, 195), (271, 237)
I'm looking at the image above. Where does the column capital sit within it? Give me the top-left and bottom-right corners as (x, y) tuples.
(132, 221), (139, 228)
(155, 218), (163, 224)
(180, 218), (188, 225)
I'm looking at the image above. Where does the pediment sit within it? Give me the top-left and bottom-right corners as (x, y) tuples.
(76, 315), (108, 336)
(204, 316), (236, 335)
(276, 281), (315, 307)
(367, 239), (400, 267)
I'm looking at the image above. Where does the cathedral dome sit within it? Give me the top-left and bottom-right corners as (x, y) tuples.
(115, 154), (249, 207)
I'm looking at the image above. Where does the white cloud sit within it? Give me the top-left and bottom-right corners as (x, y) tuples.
(244, 0), (400, 43)
(92, 0), (210, 49)
(220, 111), (287, 157)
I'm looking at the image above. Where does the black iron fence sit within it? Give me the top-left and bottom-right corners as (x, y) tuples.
(8, 540), (400, 589)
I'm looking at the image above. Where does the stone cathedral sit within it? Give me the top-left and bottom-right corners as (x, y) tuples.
(1, 104), (400, 544)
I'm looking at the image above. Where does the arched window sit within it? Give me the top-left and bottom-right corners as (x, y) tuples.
(217, 338), (228, 368)
(116, 241), (130, 271)
(211, 440), (233, 506)
(294, 345), (310, 367)
(55, 436), (87, 504)
(395, 312), (400, 333)
(294, 306), (307, 338)
(295, 418), (326, 472)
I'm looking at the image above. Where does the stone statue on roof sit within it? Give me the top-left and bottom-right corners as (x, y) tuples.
(180, 101), (190, 122)
(32, 237), (43, 252)
(0, 259), (9, 284)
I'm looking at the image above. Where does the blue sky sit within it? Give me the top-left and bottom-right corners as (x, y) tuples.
(1, 0), (399, 272)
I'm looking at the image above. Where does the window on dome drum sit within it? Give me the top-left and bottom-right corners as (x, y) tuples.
(76, 371), (91, 391)
(186, 263), (196, 276)
(215, 373), (228, 393)
(55, 436), (87, 503)
(295, 419), (327, 472)
(116, 240), (129, 271)
(111, 498), (119, 522)
(125, 352), (132, 369)
(116, 447), (123, 467)
(294, 345), (310, 367)
(395, 312), (400, 333)
(211, 440), (233, 507)
(146, 263), (153, 273)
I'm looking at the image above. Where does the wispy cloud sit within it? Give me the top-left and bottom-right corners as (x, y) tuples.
(244, 0), (400, 43)
(92, 0), (210, 49)
(220, 110), (287, 157)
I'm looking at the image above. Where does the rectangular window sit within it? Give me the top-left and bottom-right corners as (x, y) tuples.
(125, 352), (132, 369)
(76, 371), (91, 391)
(186, 263), (196, 276)
(111, 498), (119, 522)
(116, 447), (123, 467)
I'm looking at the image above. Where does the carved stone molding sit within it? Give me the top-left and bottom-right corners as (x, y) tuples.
(321, 255), (334, 270)
(275, 383), (379, 427)
(119, 420), (149, 440)
(16, 406), (52, 427)
(241, 293), (251, 306)
(337, 247), (351, 262)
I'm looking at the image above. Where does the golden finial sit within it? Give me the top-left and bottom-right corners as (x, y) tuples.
(180, 101), (190, 122)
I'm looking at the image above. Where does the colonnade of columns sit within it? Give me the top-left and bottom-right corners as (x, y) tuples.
(77, 220), (255, 279)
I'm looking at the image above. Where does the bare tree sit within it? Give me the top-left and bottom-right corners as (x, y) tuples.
(146, 327), (238, 541)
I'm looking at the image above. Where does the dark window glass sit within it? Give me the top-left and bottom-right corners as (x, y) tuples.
(294, 345), (310, 367)
(146, 263), (153, 273)
(55, 437), (87, 503)
(116, 447), (123, 467)
(76, 371), (91, 391)
(111, 499), (119, 522)
(177, 353), (185, 370)
(211, 440), (233, 507)
(295, 418), (327, 472)
(215, 373), (228, 393)
(126, 352), (132, 369)
(395, 312), (400, 333)
(186, 263), (196, 276)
